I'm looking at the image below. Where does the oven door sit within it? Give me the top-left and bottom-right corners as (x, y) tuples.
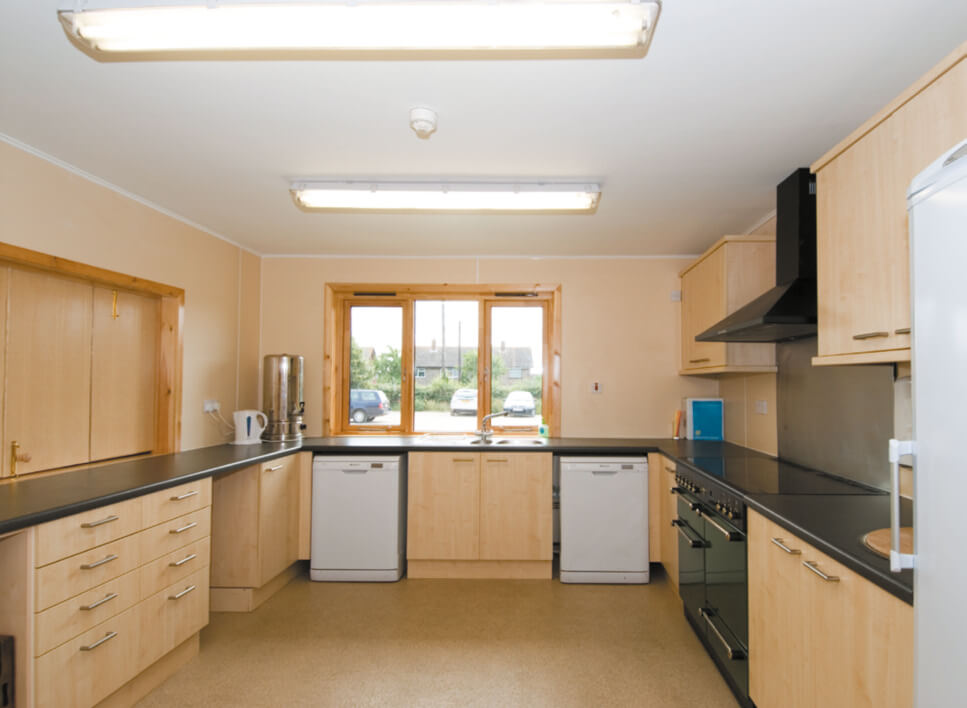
(675, 493), (707, 624)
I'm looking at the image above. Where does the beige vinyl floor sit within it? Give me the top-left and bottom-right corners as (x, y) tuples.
(137, 566), (739, 707)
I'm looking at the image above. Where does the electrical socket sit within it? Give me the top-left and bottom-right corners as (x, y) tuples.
(754, 399), (768, 415)
(203, 400), (220, 413)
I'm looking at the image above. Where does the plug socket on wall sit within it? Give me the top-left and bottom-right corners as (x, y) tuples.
(203, 400), (220, 413)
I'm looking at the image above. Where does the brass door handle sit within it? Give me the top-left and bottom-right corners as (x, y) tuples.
(112, 290), (119, 319)
(10, 441), (31, 477)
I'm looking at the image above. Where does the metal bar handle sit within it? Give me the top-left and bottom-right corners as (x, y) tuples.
(770, 537), (802, 555)
(265, 464), (284, 472)
(688, 357), (711, 363)
(700, 608), (746, 660)
(802, 560), (839, 582)
(852, 331), (889, 340)
(169, 522), (198, 535)
(700, 510), (745, 542)
(80, 554), (118, 570)
(169, 585), (197, 601)
(81, 592), (118, 611)
(895, 327), (911, 335)
(169, 553), (197, 568)
(80, 631), (118, 651)
(672, 519), (705, 548)
(888, 438), (916, 573)
(664, 466), (676, 474)
(170, 490), (199, 501)
(81, 514), (119, 529)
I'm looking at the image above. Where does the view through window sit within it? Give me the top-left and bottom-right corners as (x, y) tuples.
(348, 305), (402, 428)
(489, 305), (543, 431)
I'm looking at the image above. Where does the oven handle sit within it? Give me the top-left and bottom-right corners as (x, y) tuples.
(698, 509), (745, 542)
(671, 519), (706, 548)
(699, 608), (747, 661)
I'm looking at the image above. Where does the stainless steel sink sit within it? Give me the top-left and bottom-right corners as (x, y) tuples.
(493, 438), (547, 446)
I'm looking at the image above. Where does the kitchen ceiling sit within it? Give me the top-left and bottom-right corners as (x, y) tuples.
(1, 1), (964, 257)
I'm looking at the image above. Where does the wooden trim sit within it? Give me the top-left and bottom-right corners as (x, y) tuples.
(209, 561), (304, 612)
(95, 634), (199, 708)
(678, 234), (776, 277)
(327, 282), (559, 296)
(811, 349), (910, 367)
(812, 42), (967, 171)
(678, 365), (778, 376)
(0, 241), (184, 299)
(407, 559), (552, 579)
(0, 527), (35, 708)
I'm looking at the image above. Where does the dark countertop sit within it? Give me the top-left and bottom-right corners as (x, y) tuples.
(0, 435), (912, 604)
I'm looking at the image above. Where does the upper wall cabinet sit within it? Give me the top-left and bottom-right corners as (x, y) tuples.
(811, 44), (967, 366)
(680, 235), (777, 375)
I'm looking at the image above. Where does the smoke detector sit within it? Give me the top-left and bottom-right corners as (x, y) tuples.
(409, 107), (437, 140)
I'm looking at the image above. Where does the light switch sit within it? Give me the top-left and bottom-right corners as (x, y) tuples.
(670, 290), (682, 302)
(754, 399), (768, 415)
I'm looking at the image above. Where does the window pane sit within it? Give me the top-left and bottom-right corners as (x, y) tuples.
(491, 306), (543, 430)
(413, 300), (478, 433)
(349, 306), (401, 427)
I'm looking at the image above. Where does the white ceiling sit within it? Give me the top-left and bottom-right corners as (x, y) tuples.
(2, 1), (965, 256)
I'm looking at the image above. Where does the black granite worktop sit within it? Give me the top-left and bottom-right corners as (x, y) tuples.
(0, 436), (912, 604)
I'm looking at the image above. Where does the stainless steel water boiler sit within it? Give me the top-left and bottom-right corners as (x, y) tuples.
(262, 354), (305, 441)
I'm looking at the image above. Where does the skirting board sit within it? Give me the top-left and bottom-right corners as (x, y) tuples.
(210, 561), (305, 612)
(407, 560), (551, 580)
(95, 633), (199, 708)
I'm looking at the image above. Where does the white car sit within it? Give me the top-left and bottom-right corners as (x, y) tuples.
(449, 388), (478, 415)
(503, 390), (536, 416)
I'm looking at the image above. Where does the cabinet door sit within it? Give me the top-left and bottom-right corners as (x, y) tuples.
(91, 287), (159, 461)
(479, 453), (552, 561)
(210, 464), (260, 587)
(4, 268), (92, 474)
(681, 247), (727, 369)
(659, 456), (679, 589)
(407, 452), (479, 560)
(258, 457), (299, 585)
(748, 511), (807, 708)
(646, 453), (662, 564)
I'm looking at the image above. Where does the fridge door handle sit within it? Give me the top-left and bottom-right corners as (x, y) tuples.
(888, 438), (916, 573)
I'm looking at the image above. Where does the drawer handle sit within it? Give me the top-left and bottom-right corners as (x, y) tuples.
(169, 553), (198, 568)
(664, 466), (675, 474)
(452, 458), (474, 462)
(80, 553), (118, 570)
(170, 490), (199, 501)
(688, 357), (711, 363)
(81, 592), (119, 611)
(80, 514), (119, 529)
(803, 560), (839, 582)
(266, 464), (284, 472)
(486, 458), (509, 463)
(169, 522), (198, 535)
(169, 585), (197, 601)
(770, 537), (802, 555)
(895, 327), (911, 335)
(80, 631), (118, 651)
(852, 331), (889, 340)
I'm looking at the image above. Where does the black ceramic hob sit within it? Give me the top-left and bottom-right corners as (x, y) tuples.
(683, 455), (883, 496)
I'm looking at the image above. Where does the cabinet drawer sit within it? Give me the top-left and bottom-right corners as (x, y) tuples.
(35, 534), (141, 611)
(35, 497), (142, 568)
(140, 537), (210, 600)
(34, 569), (141, 657)
(142, 478), (212, 528)
(139, 507), (211, 564)
(138, 566), (210, 671)
(34, 603), (140, 708)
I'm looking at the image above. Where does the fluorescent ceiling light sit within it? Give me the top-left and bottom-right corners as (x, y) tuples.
(290, 181), (602, 212)
(58, 1), (661, 54)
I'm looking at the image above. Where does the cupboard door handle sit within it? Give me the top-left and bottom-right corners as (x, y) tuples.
(486, 458), (509, 463)
(664, 466), (676, 474)
(700, 608), (746, 660)
(852, 331), (889, 340)
(169, 553), (197, 568)
(266, 464), (284, 472)
(170, 490), (199, 501)
(81, 592), (118, 611)
(80, 554), (118, 570)
(169, 585), (197, 601)
(452, 458), (474, 462)
(770, 537), (802, 555)
(81, 514), (119, 529)
(80, 631), (118, 652)
(111, 289), (119, 320)
(895, 327), (911, 335)
(169, 522), (198, 535)
(688, 357), (711, 363)
(802, 560), (839, 582)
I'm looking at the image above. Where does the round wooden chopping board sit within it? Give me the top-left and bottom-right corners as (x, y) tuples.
(863, 527), (913, 559)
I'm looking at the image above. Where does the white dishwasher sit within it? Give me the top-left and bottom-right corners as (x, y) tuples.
(559, 456), (649, 584)
(311, 455), (405, 582)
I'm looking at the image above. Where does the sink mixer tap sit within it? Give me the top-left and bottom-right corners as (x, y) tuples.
(476, 412), (507, 443)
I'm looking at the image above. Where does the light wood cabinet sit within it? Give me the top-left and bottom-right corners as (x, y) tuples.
(407, 451), (552, 578)
(812, 47), (967, 366)
(748, 509), (912, 708)
(646, 453), (662, 564)
(658, 455), (679, 590)
(258, 456), (300, 584)
(680, 235), (777, 374)
(91, 286), (159, 461)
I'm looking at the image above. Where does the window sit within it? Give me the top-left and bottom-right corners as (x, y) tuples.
(325, 284), (560, 436)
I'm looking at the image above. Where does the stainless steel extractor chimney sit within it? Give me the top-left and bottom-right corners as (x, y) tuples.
(262, 354), (305, 441)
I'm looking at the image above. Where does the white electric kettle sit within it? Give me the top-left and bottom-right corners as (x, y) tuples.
(232, 410), (268, 444)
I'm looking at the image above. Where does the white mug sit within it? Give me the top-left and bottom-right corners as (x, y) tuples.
(232, 410), (268, 444)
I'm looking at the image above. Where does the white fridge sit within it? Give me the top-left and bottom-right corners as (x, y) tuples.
(905, 137), (967, 707)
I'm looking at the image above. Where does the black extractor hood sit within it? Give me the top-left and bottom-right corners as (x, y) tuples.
(696, 168), (817, 343)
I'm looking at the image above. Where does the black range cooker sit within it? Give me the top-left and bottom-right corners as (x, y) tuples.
(673, 456), (879, 707)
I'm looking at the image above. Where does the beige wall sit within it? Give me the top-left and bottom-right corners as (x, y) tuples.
(0, 140), (253, 450)
(260, 256), (718, 438)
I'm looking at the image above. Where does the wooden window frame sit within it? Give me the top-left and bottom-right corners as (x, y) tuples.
(0, 241), (184, 478)
(324, 283), (561, 437)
